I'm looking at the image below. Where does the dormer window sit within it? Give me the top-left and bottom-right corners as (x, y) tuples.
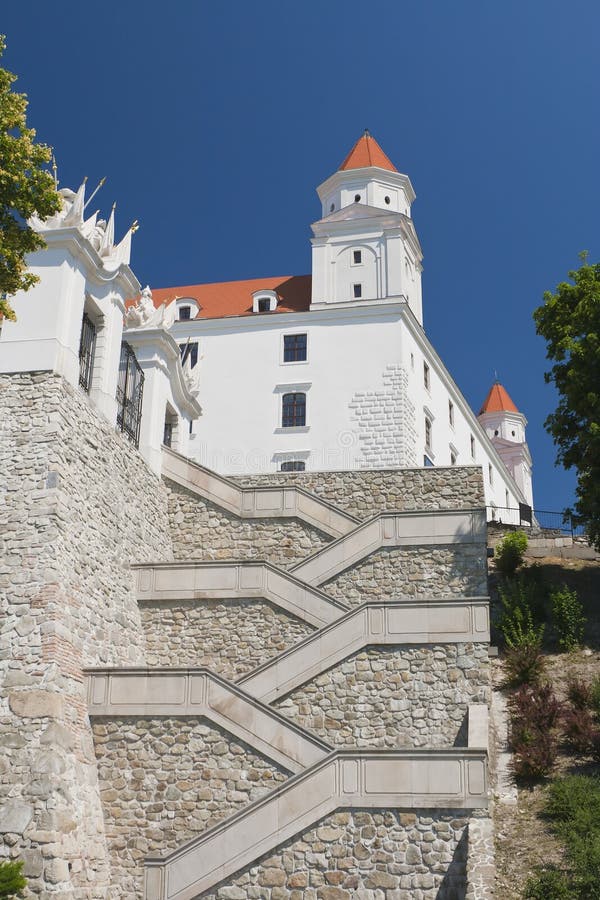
(175, 297), (201, 320)
(252, 289), (278, 313)
(179, 306), (191, 321)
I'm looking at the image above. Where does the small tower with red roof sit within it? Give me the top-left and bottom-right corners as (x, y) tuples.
(478, 382), (533, 508)
(311, 130), (424, 323)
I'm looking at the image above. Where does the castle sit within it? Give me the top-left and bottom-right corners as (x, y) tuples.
(0, 134), (501, 898)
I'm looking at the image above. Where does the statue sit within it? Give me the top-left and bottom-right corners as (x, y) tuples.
(125, 286), (178, 330)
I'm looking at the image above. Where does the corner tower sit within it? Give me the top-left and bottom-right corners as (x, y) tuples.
(310, 131), (424, 323)
(478, 382), (534, 508)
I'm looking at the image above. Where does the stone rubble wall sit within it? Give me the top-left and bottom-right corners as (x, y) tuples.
(0, 372), (172, 896)
(236, 465), (485, 521)
(323, 546), (488, 607)
(275, 645), (490, 749)
(201, 808), (470, 899)
(140, 599), (314, 676)
(92, 717), (289, 900)
(166, 481), (331, 568)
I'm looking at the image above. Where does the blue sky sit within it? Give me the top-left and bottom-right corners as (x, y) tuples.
(4, 1), (600, 512)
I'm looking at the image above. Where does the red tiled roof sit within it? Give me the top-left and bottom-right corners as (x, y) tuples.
(339, 131), (397, 173)
(134, 275), (312, 320)
(479, 382), (519, 415)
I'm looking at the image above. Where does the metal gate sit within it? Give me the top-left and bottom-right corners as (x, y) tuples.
(116, 342), (144, 448)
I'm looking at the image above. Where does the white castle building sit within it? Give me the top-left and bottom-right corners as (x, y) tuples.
(148, 131), (533, 515)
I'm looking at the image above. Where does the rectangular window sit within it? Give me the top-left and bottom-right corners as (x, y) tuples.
(470, 435), (476, 459)
(258, 298), (270, 312)
(505, 489), (510, 507)
(78, 312), (97, 394)
(488, 464), (494, 485)
(179, 342), (198, 368)
(448, 400), (454, 427)
(282, 392), (306, 428)
(283, 333), (307, 363)
(423, 362), (430, 390)
(424, 416), (432, 450)
(353, 283), (362, 298)
(353, 250), (362, 264)
(280, 460), (306, 472)
(178, 306), (191, 320)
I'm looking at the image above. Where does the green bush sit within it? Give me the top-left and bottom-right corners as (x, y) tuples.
(499, 592), (545, 651)
(523, 866), (574, 899)
(550, 585), (586, 652)
(0, 860), (27, 899)
(504, 643), (546, 687)
(494, 530), (528, 576)
(589, 675), (600, 717)
(545, 775), (600, 899)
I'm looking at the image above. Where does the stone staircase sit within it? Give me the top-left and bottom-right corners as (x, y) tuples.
(86, 450), (493, 899)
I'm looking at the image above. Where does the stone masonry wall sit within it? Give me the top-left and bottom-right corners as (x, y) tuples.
(201, 808), (469, 899)
(140, 599), (314, 676)
(237, 465), (485, 520)
(0, 373), (172, 896)
(166, 481), (331, 567)
(92, 717), (289, 900)
(275, 645), (490, 749)
(324, 546), (488, 607)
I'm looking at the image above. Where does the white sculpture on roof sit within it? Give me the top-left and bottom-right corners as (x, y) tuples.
(125, 286), (177, 330)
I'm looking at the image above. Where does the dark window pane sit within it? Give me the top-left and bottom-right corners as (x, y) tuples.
(282, 392), (306, 427)
(283, 334), (307, 362)
(180, 342), (199, 368)
(179, 306), (191, 320)
(258, 298), (270, 312)
(353, 250), (362, 264)
(281, 460), (306, 472)
(353, 284), (362, 298)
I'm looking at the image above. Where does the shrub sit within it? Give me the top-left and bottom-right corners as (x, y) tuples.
(0, 860), (27, 899)
(499, 599), (545, 651)
(523, 866), (574, 899)
(590, 675), (600, 717)
(494, 530), (528, 576)
(562, 707), (596, 754)
(511, 683), (561, 732)
(503, 643), (546, 687)
(566, 678), (592, 710)
(510, 684), (560, 781)
(512, 731), (557, 781)
(550, 584), (585, 652)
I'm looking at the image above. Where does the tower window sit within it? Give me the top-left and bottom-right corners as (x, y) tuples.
(283, 333), (307, 363)
(424, 416), (432, 451)
(179, 306), (191, 321)
(353, 284), (362, 299)
(448, 400), (454, 427)
(282, 392), (306, 428)
(280, 460), (306, 472)
(488, 464), (494, 485)
(354, 194), (361, 202)
(470, 435), (476, 459)
(353, 250), (362, 265)
(384, 195), (390, 205)
(423, 362), (430, 391)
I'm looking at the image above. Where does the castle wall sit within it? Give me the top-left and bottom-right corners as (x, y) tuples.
(140, 599), (314, 675)
(92, 717), (289, 899)
(275, 645), (490, 749)
(200, 809), (470, 899)
(0, 372), (171, 896)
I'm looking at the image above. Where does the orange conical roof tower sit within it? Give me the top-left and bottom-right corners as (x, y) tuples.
(339, 130), (397, 173)
(479, 382), (519, 415)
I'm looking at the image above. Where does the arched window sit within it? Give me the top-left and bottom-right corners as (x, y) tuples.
(282, 392), (306, 428)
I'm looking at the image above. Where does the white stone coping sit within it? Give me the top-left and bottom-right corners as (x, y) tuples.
(290, 508), (488, 585)
(85, 667), (331, 774)
(144, 748), (489, 900)
(467, 704), (489, 752)
(161, 447), (360, 538)
(133, 559), (348, 628)
(237, 598), (490, 703)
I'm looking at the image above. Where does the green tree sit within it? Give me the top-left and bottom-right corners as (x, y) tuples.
(0, 34), (61, 320)
(0, 860), (27, 899)
(534, 256), (600, 550)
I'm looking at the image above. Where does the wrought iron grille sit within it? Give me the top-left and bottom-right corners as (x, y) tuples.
(116, 342), (144, 448)
(78, 313), (97, 393)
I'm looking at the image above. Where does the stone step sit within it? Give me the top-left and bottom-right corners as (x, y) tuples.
(144, 745), (489, 900)
(237, 598), (490, 703)
(86, 667), (331, 774)
(162, 447), (360, 539)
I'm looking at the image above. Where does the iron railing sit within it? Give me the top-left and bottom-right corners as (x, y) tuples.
(78, 312), (96, 393)
(116, 342), (144, 448)
(487, 505), (586, 537)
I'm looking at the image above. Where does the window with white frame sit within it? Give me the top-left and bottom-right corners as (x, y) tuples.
(353, 283), (362, 299)
(282, 392), (306, 428)
(423, 362), (430, 391)
(352, 249), (362, 265)
(470, 435), (476, 459)
(283, 333), (307, 363)
(424, 416), (432, 451)
(448, 399), (454, 427)
(280, 460), (306, 472)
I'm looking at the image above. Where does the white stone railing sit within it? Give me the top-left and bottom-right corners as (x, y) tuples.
(237, 598), (490, 703)
(161, 447), (360, 539)
(86, 667), (330, 774)
(290, 508), (487, 585)
(133, 560), (347, 628)
(144, 747), (489, 900)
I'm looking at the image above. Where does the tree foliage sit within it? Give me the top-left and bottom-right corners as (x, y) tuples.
(0, 34), (61, 320)
(0, 860), (27, 899)
(534, 257), (600, 550)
